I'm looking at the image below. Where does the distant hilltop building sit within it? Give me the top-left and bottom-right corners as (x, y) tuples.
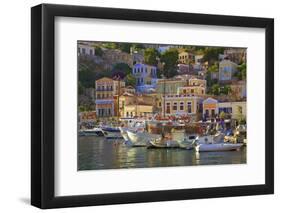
(224, 48), (247, 64)
(132, 63), (157, 93)
(95, 77), (125, 117)
(219, 59), (238, 82)
(103, 49), (133, 67)
(178, 51), (194, 64)
(78, 43), (95, 56)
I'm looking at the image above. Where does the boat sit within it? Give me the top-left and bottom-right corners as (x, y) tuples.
(195, 132), (225, 144)
(177, 134), (198, 150)
(101, 126), (123, 139)
(82, 127), (104, 136)
(126, 130), (160, 147)
(195, 143), (243, 152)
(148, 137), (180, 148)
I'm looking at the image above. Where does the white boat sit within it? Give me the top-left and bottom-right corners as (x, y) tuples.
(178, 135), (198, 150)
(102, 127), (123, 139)
(195, 132), (225, 145)
(170, 129), (197, 150)
(83, 128), (104, 136)
(195, 143), (243, 152)
(126, 130), (160, 147)
(119, 127), (130, 142)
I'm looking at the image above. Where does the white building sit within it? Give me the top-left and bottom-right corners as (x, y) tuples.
(78, 43), (95, 56)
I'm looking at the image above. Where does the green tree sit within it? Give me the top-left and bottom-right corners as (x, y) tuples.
(208, 62), (219, 72)
(118, 43), (131, 53)
(203, 47), (225, 65)
(95, 46), (103, 56)
(78, 82), (85, 95)
(160, 48), (179, 78)
(132, 43), (144, 51)
(221, 85), (231, 95)
(211, 84), (220, 95)
(238, 63), (247, 80)
(125, 73), (136, 87)
(144, 48), (158, 65)
(112, 63), (132, 76)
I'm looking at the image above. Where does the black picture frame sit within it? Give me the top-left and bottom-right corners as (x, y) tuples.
(31, 3), (274, 209)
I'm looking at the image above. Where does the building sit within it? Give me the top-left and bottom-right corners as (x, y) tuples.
(119, 93), (155, 118)
(103, 49), (133, 67)
(202, 97), (219, 119)
(188, 78), (207, 87)
(219, 59), (238, 82)
(177, 64), (194, 74)
(178, 52), (194, 64)
(78, 43), (95, 56)
(230, 81), (247, 100)
(224, 48), (247, 64)
(95, 77), (125, 117)
(177, 86), (206, 96)
(230, 102), (246, 120)
(132, 63), (157, 93)
(203, 97), (246, 120)
(194, 55), (204, 71)
(123, 85), (136, 94)
(156, 77), (187, 95)
(161, 94), (202, 118)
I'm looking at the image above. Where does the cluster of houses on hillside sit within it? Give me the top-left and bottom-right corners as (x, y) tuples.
(78, 42), (246, 123)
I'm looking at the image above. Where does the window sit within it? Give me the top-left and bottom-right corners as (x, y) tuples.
(82, 48), (86, 54)
(159, 102), (161, 107)
(173, 102), (177, 111)
(90, 49), (93, 55)
(191, 89), (194, 94)
(97, 94), (100, 99)
(187, 102), (192, 113)
(166, 103), (171, 114)
(180, 102), (184, 110)
(183, 89), (186, 94)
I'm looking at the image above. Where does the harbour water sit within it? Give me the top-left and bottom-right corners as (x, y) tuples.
(78, 135), (246, 170)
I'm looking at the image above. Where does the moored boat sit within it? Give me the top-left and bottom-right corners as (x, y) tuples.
(126, 130), (160, 147)
(83, 127), (104, 136)
(102, 126), (123, 139)
(148, 137), (180, 148)
(195, 143), (243, 152)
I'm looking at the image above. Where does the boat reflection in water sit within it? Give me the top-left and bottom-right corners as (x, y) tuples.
(78, 135), (246, 170)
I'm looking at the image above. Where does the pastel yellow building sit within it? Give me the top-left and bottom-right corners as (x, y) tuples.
(178, 52), (194, 64)
(161, 94), (202, 116)
(188, 78), (207, 87)
(119, 93), (155, 118)
(95, 77), (125, 117)
(177, 86), (206, 96)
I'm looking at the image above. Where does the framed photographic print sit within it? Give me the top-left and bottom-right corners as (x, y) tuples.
(31, 3), (274, 209)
